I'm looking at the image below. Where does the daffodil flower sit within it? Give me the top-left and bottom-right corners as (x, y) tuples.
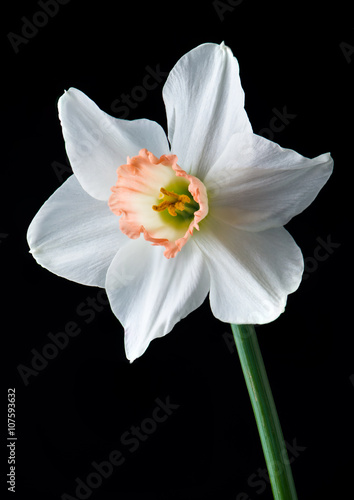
(27, 42), (333, 363)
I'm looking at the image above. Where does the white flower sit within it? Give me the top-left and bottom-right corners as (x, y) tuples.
(27, 42), (333, 362)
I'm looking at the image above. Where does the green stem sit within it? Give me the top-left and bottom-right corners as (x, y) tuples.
(231, 324), (298, 500)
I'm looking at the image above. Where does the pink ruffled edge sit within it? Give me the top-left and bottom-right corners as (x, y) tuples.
(109, 149), (208, 259)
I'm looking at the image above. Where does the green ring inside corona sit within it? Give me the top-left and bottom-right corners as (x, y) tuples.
(153, 178), (200, 230)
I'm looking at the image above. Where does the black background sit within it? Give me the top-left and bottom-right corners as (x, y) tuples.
(2, 1), (354, 499)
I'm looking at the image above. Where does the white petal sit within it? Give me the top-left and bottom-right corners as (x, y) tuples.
(58, 88), (170, 200)
(204, 133), (333, 231)
(194, 216), (304, 324)
(162, 42), (252, 179)
(27, 175), (128, 287)
(105, 238), (210, 362)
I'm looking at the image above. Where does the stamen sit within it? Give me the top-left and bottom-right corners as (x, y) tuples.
(152, 187), (191, 217)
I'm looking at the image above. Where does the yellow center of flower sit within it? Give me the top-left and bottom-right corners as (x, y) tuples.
(152, 187), (191, 217)
(108, 148), (209, 258)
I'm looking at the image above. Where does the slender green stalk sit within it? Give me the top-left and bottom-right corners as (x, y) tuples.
(231, 324), (298, 500)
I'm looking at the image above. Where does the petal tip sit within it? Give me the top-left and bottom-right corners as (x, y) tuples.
(57, 87), (83, 112)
